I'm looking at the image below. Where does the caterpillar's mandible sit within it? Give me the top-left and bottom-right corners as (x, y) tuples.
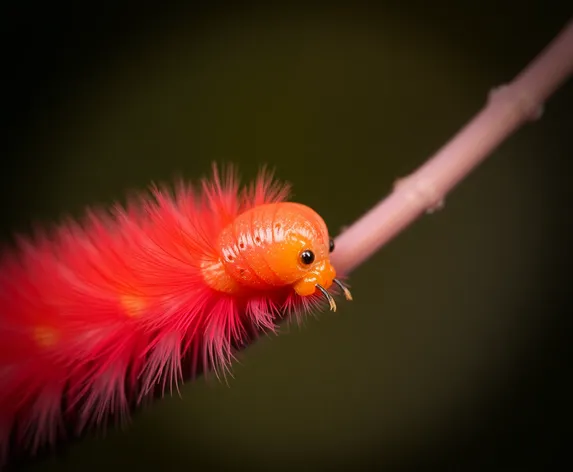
(0, 164), (352, 466)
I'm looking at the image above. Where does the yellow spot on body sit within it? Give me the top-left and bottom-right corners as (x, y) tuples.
(120, 294), (146, 317)
(34, 326), (59, 348)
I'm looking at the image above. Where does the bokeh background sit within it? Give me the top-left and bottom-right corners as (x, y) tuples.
(2, 2), (572, 470)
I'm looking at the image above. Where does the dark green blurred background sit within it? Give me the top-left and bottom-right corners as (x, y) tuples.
(2, 2), (572, 470)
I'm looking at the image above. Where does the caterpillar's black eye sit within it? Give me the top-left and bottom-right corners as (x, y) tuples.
(329, 238), (335, 253)
(300, 250), (315, 265)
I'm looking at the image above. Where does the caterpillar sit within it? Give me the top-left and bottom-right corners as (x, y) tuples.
(0, 164), (352, 466)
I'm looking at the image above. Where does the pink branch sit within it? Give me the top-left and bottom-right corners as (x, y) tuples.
(331, 18), (573, 275)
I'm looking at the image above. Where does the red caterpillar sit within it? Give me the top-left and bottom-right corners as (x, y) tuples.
(0, 164), (351, 465)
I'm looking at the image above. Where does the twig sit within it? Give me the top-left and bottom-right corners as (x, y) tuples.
(331, 18), (573, 275)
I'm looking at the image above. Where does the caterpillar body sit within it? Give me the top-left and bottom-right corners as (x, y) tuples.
(0, 165), (352, 465)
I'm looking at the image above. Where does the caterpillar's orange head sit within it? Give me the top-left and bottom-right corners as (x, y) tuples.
(213, 201), (352, 311)
(267, 202), (352, 311)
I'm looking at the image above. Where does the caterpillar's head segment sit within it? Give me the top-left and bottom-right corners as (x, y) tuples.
(292, 238), (353, 312)
(213, 201), (352, 311)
